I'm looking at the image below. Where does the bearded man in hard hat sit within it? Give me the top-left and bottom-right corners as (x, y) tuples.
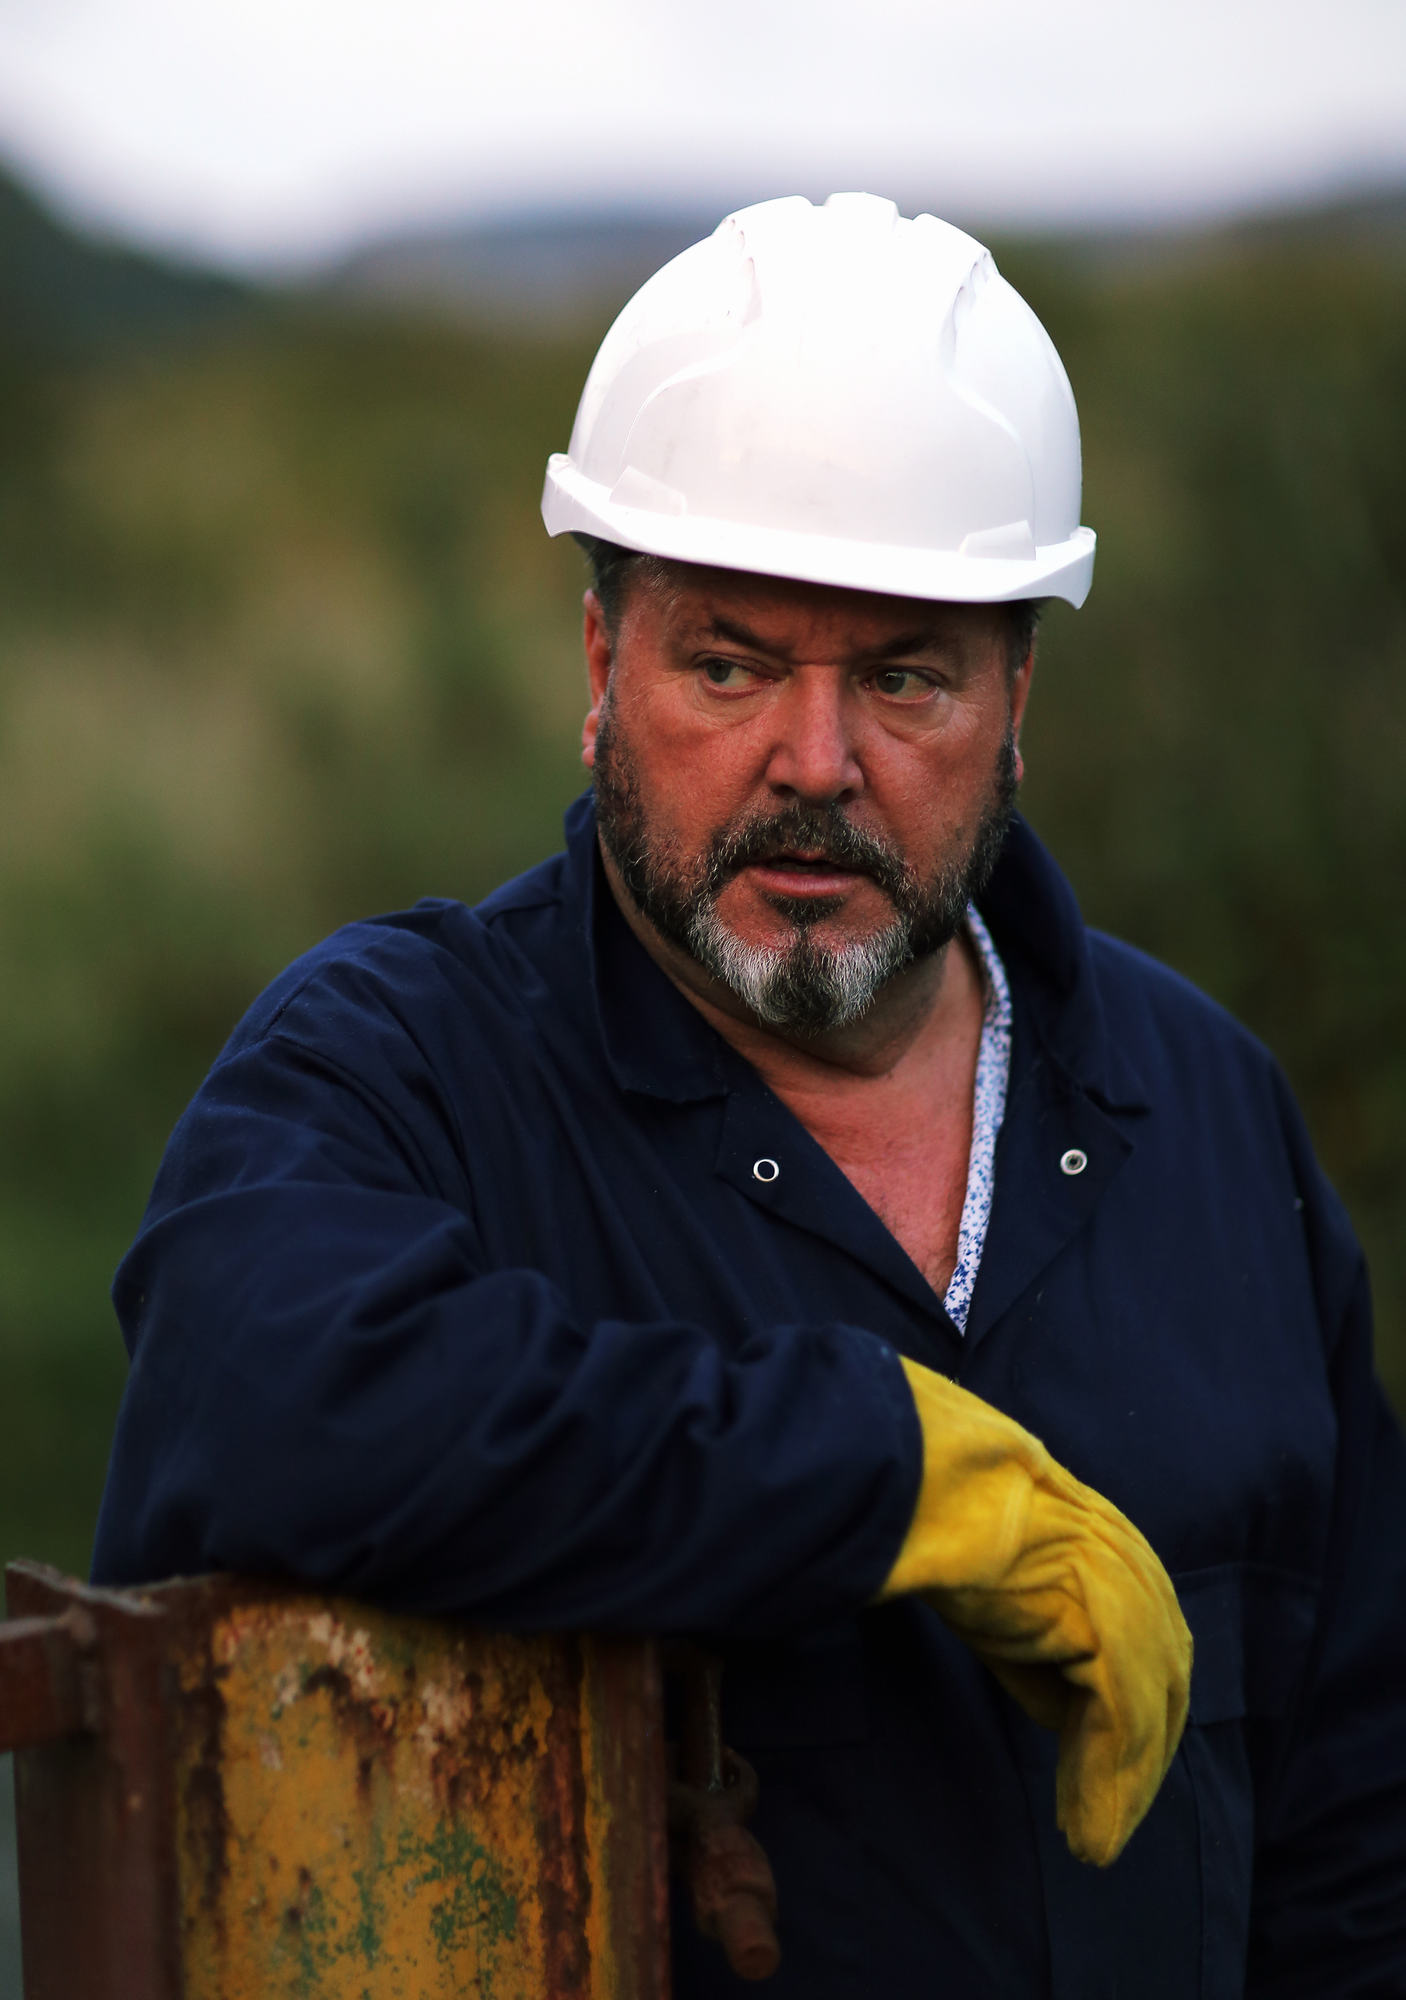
(94, 196), (1406, 1997)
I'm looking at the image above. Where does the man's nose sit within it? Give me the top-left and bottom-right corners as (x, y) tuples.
(763, 671), (864, 804)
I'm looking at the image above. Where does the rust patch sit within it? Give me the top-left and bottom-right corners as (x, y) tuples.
(422, 1665), (482, 1817)
(181, 1663), (231, 1926)
(589, 1638), (673, 1998)
(535, 1640), (593, 1994)
(300, 1660), (399, 1788)
(284, 1865), (315, 1931)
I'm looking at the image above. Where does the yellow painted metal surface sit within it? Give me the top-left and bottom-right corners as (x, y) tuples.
(164, 1589), (667, 1999)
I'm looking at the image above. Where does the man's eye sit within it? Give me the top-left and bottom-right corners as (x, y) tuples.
(701, 659), (752, 688)
(872, 669), (935, 699)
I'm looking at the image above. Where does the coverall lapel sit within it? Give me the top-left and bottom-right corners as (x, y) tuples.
(962, 817), (1150, 1355)
(961, 1017), (1138, 1352)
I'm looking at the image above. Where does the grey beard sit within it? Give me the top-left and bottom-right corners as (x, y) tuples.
(593, 708), (1016, 1036)
(682, 900), (916, 1033)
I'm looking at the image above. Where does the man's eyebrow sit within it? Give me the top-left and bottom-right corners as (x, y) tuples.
(864, 630), (952, 661)
(695, 614), (780, 652)
(690, 617), (952, 659)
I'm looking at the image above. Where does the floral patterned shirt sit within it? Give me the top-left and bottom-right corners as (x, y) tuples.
(942, 906), (1011, 1333)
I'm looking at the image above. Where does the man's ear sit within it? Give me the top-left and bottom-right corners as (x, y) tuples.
(581, 589), (612, 770)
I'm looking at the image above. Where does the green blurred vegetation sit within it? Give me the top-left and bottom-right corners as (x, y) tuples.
(1, 230), (1403, 1582)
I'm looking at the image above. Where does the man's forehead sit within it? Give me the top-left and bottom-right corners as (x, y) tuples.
(639, 562), (998, 657)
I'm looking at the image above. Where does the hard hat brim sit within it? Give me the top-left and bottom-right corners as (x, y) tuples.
(543, 459), (1095, 609)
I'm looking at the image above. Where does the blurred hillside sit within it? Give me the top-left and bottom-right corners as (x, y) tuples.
(0, 164), (252, 357)
(0, 167), (1404, 1593)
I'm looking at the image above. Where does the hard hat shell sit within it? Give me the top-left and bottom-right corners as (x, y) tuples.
(542, 193), (1094, 607)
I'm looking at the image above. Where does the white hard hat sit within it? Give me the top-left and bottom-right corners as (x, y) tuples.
(542, 193), (1094, 608)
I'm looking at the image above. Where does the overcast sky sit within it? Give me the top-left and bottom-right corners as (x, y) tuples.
(0, 0), (1403, 272)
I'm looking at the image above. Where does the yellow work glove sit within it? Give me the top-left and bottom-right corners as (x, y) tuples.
(880, 1358), (1192, 1868)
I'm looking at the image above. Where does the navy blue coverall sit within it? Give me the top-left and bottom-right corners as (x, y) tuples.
(94, 798), (1406, 1997)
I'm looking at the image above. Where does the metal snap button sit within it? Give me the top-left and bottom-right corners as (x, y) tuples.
(752, 1158), (780, 1184)
(1059, 1148), (1087, 1176)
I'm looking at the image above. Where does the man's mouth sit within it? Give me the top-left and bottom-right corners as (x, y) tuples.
(765, 850), (853, 871)
(741, 851), (869, 894)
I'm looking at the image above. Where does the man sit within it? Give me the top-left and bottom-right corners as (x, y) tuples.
(94, 195), (1406, 1996)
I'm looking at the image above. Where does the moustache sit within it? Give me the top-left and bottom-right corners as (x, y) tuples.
(703, 805), (913, 903)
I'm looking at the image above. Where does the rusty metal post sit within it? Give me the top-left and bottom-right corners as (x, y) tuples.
(5, 1564), (185, 2000)
(2, 1563), (671, 1999)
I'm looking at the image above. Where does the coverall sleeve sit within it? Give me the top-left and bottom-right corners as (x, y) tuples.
(91, 1009), (921, 1639)
(1246, 1089), (1406, 1995)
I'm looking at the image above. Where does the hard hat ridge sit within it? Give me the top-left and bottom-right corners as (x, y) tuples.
(542, 193), (1095, 608)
